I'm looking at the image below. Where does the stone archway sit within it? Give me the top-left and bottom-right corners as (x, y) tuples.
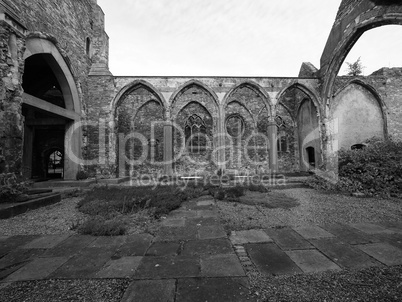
(22, 37), (81, 180)
(320, 0), (402, 107)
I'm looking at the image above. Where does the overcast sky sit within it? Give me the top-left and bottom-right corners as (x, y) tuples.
(97, 0), (402, 77)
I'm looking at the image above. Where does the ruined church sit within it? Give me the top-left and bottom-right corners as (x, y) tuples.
(1, 0), (402, 181)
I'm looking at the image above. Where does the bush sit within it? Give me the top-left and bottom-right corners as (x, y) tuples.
(76, 170), (89, 180)
(308, 138), (402, 197)
(77, 216), (127, 236)
(77, 184), (205, 222)
(225, 186), (245, 198)
(0, 174), (29, 203)
(337, 138), (402, 197)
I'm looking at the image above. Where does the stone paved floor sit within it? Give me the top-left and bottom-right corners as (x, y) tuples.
(1, 196), (402, 301)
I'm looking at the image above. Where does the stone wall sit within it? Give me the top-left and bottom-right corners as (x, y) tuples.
(0, 0), (108, 179)
(86, 76), (321, 175)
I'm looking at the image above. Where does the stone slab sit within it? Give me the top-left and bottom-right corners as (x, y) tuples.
(198, 225), (226, 239)
(246, 243), (302, 275)
(310, 238), (382, 269)
(196, 210), (219, 218)
(161, 218), (186, 227)
(22, 234), (70, 249)
(0, 236), (9, 241)
(146, 242), (181, 256)
(374, 233), (402, 250)
(169, 209), (198, 219)
(43, 235), (96, 258)
(176, 277), (251, 302)
(196, 199), (215, 206)
(88, 236), (126, 248)
(230, 229), (272, 245)
(114, 234), (154, 257)
(0, 235), (39, 258)
(0, 248), (47, 270)
(134, 256), (200, 279)
(182, 238), (233, 256)
(186, 217), (221, 227)
(350, 223), (396, 235)
(155, 226), (198, 242)
(95, 256), (142, 278)
(321, 223), (379, 245)
(357, 243), (402, 266)
(286, 250), (341, 273)
(293, 226), (335, 239)
(264, 227), (314, 250)
(0, 194), (61, 219)
(4, 257), (68, 281)
(121, 279), (176, 302)
(49, 247), (116, 279)
(201, 254), (245, 277)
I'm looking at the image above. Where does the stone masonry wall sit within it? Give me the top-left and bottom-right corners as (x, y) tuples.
(0, 22), (26, 174)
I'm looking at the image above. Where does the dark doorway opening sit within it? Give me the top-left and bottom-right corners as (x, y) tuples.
(306, 146), (315, 167)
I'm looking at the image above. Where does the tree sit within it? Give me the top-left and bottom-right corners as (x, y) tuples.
(345, 57), (365, 76)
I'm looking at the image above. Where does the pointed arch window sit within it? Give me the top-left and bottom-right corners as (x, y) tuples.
(185, 114), (207, 153)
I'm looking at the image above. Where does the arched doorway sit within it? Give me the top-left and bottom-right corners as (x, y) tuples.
(22, 38), (81, 180)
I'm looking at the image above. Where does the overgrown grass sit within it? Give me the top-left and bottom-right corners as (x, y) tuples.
(76, 184), (205, 236)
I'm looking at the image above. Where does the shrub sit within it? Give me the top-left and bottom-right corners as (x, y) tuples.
(0, 174), (29, 203)
(225, 186), (245, 198)
(308, 138), (402, 197)
(76, 170), (89, 180)
(77, 216), (127, 236)
(337, 138), (402, 197)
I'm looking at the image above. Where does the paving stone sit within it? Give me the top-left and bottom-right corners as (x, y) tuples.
(293, 226), (335, 239)
(230, 229), (272, 245)
(176, 277), (251, 302)
(114, 234), (154, 257)
(169, 209), (198, 219)
(350, 223), (396, 235)
(0, 248), (46, 270)
(286, 250), (341, 273)
(374, 233), (402, 250)
(134, 256), (200, 279)
(197, 210), (218, 218)
(357, 243), (402, 266)
(88, 236), (126, 248)
(42, 235), (96, 258)
(161, 218), (186, 227)
(310, 238), (382, 269)
(186, 217), (221, 227)
(121, 279), (176, 302)
(0, 235), (39, 257)
(182, 239), (233, 256)
(49, 247), (116, 279)
(198, 225), (226, 239)
(0, 262), (27, 280)
(264, 227), (314, 250)
(95, 256), (142, 278)
(378, 221), (402, 230)
(201, 254), (245, 277)
(22, 234), (71, 249)
(146, 242), (181, 256)
(321, 223), (380, 245)
(4, 257), (68, 281)
(0, 236), (9, 241)
(155, 226), (198, 241)
(196, 199), (215, 206)
(246, 243), (302, 275)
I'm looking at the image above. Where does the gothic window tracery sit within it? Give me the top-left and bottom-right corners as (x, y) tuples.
(185, 114), (207, 153)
